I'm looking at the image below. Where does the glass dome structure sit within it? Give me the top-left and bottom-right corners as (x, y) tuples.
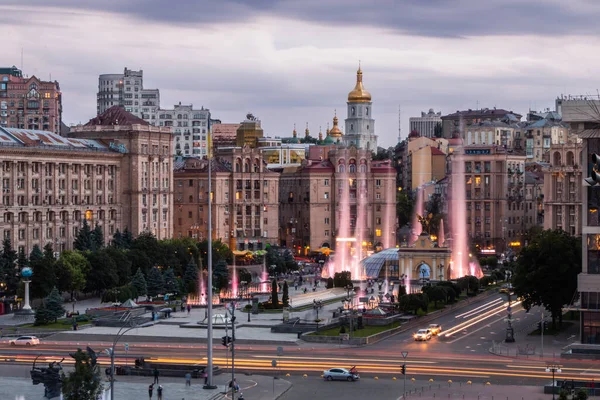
(360, 248), (399, 279)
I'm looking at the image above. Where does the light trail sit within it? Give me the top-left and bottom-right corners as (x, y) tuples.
(454, 298), (504, 319)
(443, 301), (522, 337)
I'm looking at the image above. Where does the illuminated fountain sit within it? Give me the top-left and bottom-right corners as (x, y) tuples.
(231, 258), (238, 299)
(449, 146), (483, 279)
(409, 187), (424, 245)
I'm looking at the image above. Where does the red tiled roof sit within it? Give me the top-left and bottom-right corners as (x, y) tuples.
(84, 106), (149, 126)
(430, 147), (446, 156)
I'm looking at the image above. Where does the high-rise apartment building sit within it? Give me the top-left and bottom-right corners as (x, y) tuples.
(158, 103), (210, 157)
(97, 68), (160, 122)
(0, 66), (62, 135)
(409, 109), (442, 138)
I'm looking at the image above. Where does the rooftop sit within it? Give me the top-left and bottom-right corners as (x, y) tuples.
(85, 106), (150, 126)
(0, 127), (112, 153)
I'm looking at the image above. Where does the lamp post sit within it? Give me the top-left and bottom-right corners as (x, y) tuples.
(545, 363), (562, 400)
(504, 270), (515, 343)
(107, 318), (138, 400)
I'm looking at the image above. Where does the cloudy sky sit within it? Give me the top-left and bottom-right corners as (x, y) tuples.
(3, 0), (600, 147)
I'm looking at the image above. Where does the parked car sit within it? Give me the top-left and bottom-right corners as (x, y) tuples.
(428, 324), (442, 335)
(323, 368), (360, 381)
(9, 336), (40, 346)
(414, 329), (432, 341)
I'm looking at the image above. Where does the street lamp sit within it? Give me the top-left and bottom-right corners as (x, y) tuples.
(545, 363), (562, 400)
(106, 316), (140, 400)
(504, 270), (515, 342)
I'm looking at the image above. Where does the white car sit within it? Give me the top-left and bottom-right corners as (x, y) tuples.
(323, 368), (360, 381)
(10, 335), (40, 346)
(414, 329), (432, 341)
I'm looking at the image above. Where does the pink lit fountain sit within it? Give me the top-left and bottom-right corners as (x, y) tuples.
(449, 147), (483, 279)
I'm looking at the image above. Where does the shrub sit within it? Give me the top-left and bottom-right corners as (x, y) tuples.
(339, 325), (347, 334)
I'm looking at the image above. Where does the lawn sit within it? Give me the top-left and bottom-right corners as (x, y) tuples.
(529, 321), (574, 336)
(309, 321), (402, 338)
(19, 319), (92, 330)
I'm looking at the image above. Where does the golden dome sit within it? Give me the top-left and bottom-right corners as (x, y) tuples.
(347, 65), (371, 103)
(329, 115), (343, 138)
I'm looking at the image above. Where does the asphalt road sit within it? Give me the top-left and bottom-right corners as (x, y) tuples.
(0, 293), (596, 388)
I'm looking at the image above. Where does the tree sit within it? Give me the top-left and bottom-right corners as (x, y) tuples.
(105, 247), (132, 286)
(513, 229), (581, 328)
(130, 268), (147, 300)
(34, 301), (54, 326)
(44, 287), (66, 322)
(17, 247), (28, 269)
(30, 245), (57, 299)
(396, 190), (414, 230)
(182, 259), (199, 295)
(282, 281), (289, 307)
(29, 245), (43, 263)
(1, 237), (18, 294)
(73, 219), (94, 251)
(424, 286), (446, 308)
(91, 223), (104, 250)
(326, 277), (334, 289)
(333, 271), (352, 288)
(146, 266), (165, 297)
(271, 279), (279, 308)
(163, 267), (179, 294)
(213, 259), (229, 290)
(425, 193), (444, 235)
(84, 250), (118, 293)
(198, 239), (232, 267)
(55, 251), (89, 299)
(283, 249), (297, 272)
(61, 348), (103, 400)
(434, 122), (443, 138)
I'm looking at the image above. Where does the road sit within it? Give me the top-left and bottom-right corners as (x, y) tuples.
(0, 293), (596, 388)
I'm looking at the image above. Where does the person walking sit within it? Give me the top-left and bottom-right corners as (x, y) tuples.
(185, 372), (191, 386)
(203, 370), (208, 385)
(148, 383), (154, 399)
(187, 304), (191, 314)
(157, 384), (163, 400)
(153, 367), (160, 384)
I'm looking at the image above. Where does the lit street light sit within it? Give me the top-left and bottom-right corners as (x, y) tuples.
(545, 363), (562, 400)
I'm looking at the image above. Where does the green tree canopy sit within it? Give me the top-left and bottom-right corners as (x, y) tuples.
(163, 267), (179, 294)
(56, 251), (89, 299)
(73, 219), (94, 252)
(34, 301), (53, 326)
(130, 268), (147, 299)
(282, 280), (289, 307)
(84, 249), (118, 293)
(29, 245), (43, 263)
(182, 259), (199, 295)
(1, 237), (18, 294)
(61, 348), (103, 400)
(396, 190), (414, 229)
(513, 229), (581, 328)
(44, 287), (66, 322)
(213, 259), (229, 290)
(146, 266), (165, 297)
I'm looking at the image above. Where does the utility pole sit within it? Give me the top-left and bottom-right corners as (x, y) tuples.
(204, 129), (217, 390)
(228, 302), (237, 400)
(401, 351), (408, 397)
(541, 311), (544, 357)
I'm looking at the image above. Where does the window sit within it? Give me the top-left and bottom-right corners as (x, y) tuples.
(324, 192), (329, 199)
(324, 217), (329, 225)
(324, 179), (329, 187)
(375, 229), (382, 237)
(376, 193), (381, 200)
(325, 230), (330, 237)
(375, 179), (381, 188)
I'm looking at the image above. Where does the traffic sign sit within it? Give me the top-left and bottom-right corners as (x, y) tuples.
(507, 306), (512, 312)
(124, 343), (129, 352)
(277, 346), (284, 356)
(401, 352), (408, 359)
(272, 360), (277, 367)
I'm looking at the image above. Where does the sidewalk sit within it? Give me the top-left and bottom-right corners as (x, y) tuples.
(399, 380), (548, 400)
(3, 373), (292, 400)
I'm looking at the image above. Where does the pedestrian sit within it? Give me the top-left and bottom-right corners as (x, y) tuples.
(153, 367), (160, 384)
(185, 372), (191, 386)
(157, 384), (163, 400)
(148, 383), (154, 399)
(180, 303), (185, 312)
(187, 304), (191, 314)
(203, 370), (208, 385)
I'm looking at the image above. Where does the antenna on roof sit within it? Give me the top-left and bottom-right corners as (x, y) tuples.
(20, 48), (23, 71)
(398, 105), (402, 143)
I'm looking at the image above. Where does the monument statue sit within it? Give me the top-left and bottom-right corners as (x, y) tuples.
(30, 356), (64, 399)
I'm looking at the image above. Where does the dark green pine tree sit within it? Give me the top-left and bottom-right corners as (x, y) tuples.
(2, 237), (18, 294)
(130, 268), (147, 300)
(122, 228), (133, 249)
(17, 247), (28, 269)
(34, 301), (53, 326)
(44, 287), (66, 322)
(73, 219), (93, 251)
(146, 266), (165, 297)
(183, 258), (199, 295)
(42, 243), (55, 260)
(282, 280), (289, 307)
(163, 267), (179, 294)
(91, 223), (104, 250)
(61, 348), (103, 400)
(29, 244), (44, 263)
(271, 279), (279, 309)
(111, 229), (123, 249)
